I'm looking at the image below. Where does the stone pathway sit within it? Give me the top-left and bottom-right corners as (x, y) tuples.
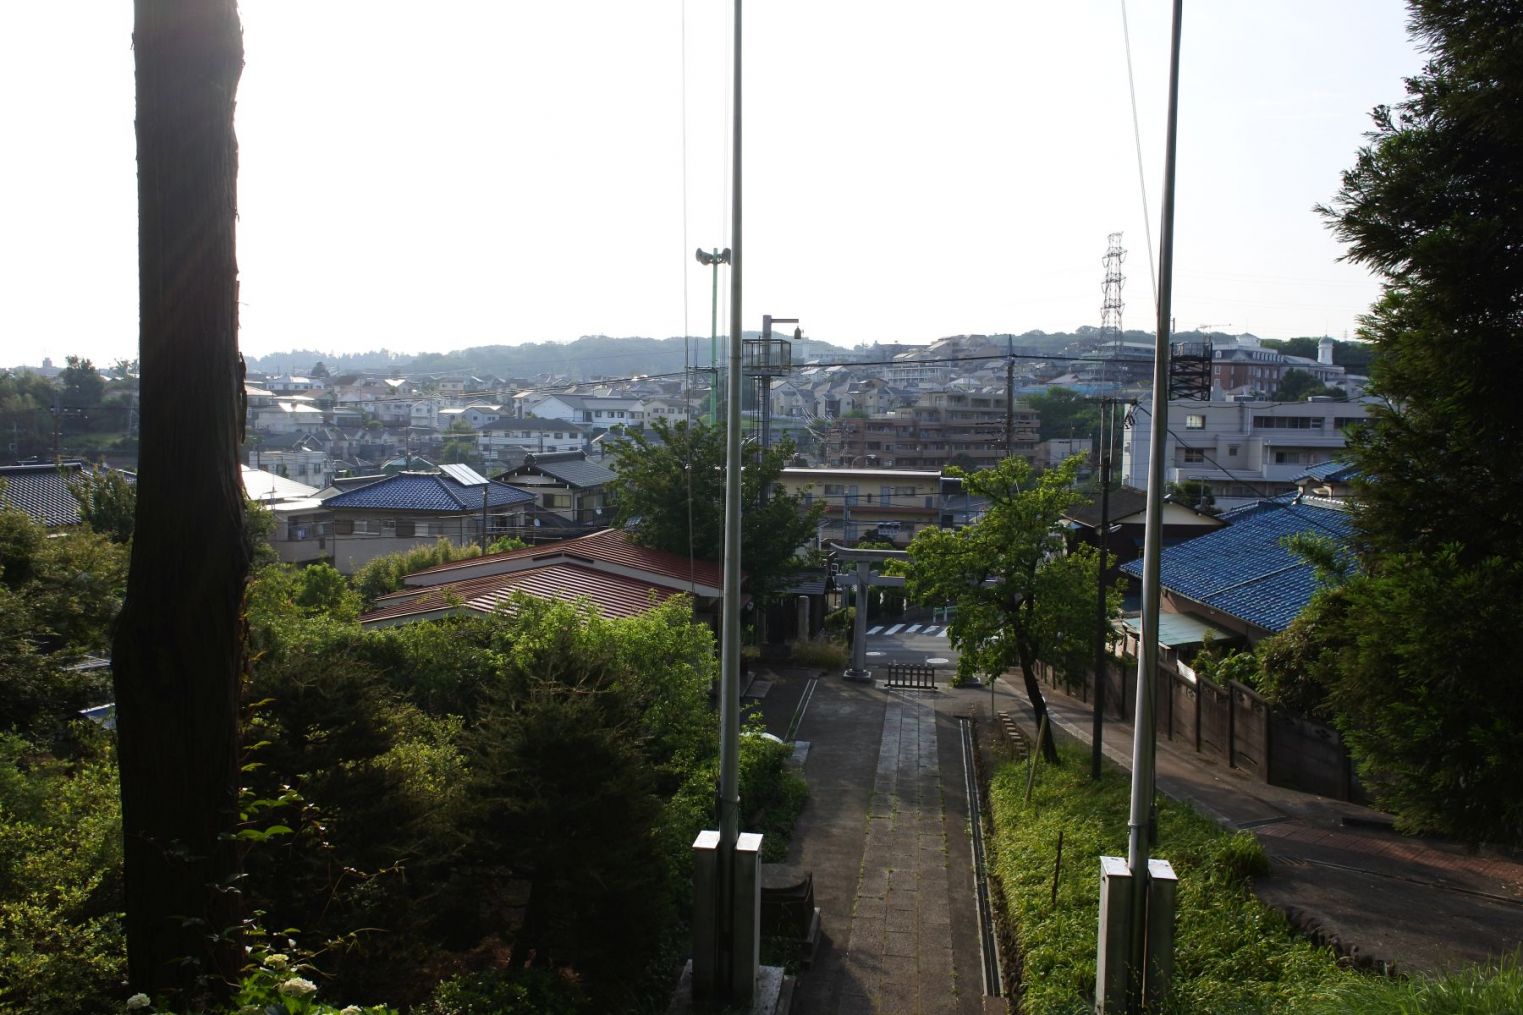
(790, 678), (987, 1015)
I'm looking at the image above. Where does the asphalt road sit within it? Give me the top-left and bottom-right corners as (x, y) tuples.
(861, 619), (960, 671)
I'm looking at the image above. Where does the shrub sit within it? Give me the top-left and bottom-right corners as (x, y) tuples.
(418, 966), (585, 1015)
(790, 639), (847, 670)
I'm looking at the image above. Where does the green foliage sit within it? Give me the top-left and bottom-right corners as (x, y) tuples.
(60, 356), (105, 408)
(906, 456), (1117, 758)
(68, 469), (137, 543)
(0, 730), (125, 1015)
(487, 535), (527, 553)
(1273, 367), (1341, 402)
(1166, 479), (1215, 513)
(0, 371), (57, 460)
(351, 538), (483, 608)
(606, 417), (823, 604)
(1312, 2), (1523, 842)
(790, 639), (848, 670)
(1298, 953), (1523, 1015)
(418, 966), (585, 1015)
(987, 740), (1348, 1014)
(1026, 386), (1105, 445)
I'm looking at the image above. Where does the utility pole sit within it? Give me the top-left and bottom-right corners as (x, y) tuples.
(695, 248), (731, 426)
(1004, 334), (1015, 457)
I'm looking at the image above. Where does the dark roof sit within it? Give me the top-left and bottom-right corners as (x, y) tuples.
(1295, 460), (1359, 483)
(500, 453), (615, 489)
(0, 462), (86, 526)
(325, 473), (535, 513)
(1120, 499), (1352, 634)
(1065, 488), (1148, 528)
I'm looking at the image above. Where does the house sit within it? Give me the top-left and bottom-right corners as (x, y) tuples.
(359, 527), (729, 629)
(478, 419), (590, 467)
(0, 461), (90, 527)
(1120, 396), (1377, 510)
(1062, 486), (1225, 580)
(242, 467), (328, 565)
(247, 433), (332, 488)
(493, 450), (616, 531)
(252, 398), (323, 435)
(1118, 495), (1352, 650)
(322, 464), (536, 574)
(527, 393), (646, 429)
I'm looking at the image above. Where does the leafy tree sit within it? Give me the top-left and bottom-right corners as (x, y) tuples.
(1273, 368), (1339, 402)
(1313, 0), (1523, 842)
(906, 455), (1116, 763)
(59, 356), (105, 409)
(68, 469), (136, 544)
(607, 418), (823, 605)
(309, 361), (330, 379)
(1166, 479), (1216, 513)
(352, 538), (483, 608)
(1026, 386), (1098, 443)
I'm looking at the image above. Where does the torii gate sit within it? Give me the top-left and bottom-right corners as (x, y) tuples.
(829, 541), (909, 682)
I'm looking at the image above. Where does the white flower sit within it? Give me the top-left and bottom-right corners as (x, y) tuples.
(264, 952), (290, 971)
(338, 1008), (363, 1015)
(126, 994), (151, 1011)
(278, 976), (319, 998)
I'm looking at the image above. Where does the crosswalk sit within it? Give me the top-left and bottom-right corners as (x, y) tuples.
(867, 623), (948, 639)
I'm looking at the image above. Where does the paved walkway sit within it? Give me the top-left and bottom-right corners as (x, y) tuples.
(779, 675), (989, 1015)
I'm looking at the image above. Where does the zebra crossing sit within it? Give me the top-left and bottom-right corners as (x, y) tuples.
(867, 623), (948, 639)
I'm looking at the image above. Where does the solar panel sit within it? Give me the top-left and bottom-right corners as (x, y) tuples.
(439, 463), (489, 486)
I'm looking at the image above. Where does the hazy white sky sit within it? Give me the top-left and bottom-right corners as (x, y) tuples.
(0, 2), (1422, 367)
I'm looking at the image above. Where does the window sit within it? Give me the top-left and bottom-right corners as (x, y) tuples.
(1185, 414), (1206, 430)
(823, 483), (844, 495)
(335, 519), (354, 536)
(395, 520), (416, 538)
(1182, 448), (1206, 464)
(1228, 444), (1239, 456)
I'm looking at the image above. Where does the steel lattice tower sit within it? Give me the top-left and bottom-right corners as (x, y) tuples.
(1100, 232), (1126, 359)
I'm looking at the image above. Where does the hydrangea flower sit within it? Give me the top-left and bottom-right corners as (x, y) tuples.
(278, 977), (319, 998)
(264, 952), (290, 971)
(126, 994), (151, 1011)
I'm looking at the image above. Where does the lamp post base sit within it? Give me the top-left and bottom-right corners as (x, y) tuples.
(842, 668), (873, 684)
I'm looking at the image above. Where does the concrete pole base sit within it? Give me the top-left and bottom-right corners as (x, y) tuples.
(842, 668), (873, 684)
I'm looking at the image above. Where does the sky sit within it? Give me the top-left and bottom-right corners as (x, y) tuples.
(0, 2), (1424, 368)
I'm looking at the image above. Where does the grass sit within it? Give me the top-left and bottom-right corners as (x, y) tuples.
(987, 740), (1523, 1014)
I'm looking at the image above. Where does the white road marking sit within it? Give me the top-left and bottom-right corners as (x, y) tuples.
(884, 624), (905, 636)
(867, 625), (884, 635)
(924, 626), (944, 638)
(904, 624), (922, 634)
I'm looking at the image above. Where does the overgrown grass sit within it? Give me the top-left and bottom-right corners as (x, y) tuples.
(988, 741), (1523, 1014)
(988, 740), (1351, 1014)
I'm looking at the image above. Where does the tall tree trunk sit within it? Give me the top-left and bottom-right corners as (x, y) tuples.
(114, 0), (246, 1003)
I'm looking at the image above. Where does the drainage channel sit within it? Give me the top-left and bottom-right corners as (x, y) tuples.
(959, 716), (1003, 998)
(785, 676), (818, 742)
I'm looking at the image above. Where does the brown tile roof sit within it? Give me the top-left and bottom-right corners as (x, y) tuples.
(404, 527), (725, 592)
(362, 561), (683, 625)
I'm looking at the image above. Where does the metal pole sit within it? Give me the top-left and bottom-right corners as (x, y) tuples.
(717, 0), (745, 997)
(710, 252), (721, 427)
(481, 483), (490, 551)
(1091, 399), (1111, 781)
(1128, 0), (1183, 1007)
(1004, 334), (1014, 456)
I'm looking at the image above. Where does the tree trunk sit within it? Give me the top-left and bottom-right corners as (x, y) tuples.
(1015, 635), (1060, 765)
(114, 0), (246, 1003)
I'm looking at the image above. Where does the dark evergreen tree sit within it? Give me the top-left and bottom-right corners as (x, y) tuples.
(1315, 0), (1523, 843)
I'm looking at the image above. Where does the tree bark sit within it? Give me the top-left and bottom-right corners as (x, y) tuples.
(1015, 628), (1060, 765)
(114, 0), (246, 1002)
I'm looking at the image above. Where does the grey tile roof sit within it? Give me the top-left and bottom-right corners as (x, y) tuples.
(505, 453), (615, 489)
(325, 473), (535, 513)
(0, 462), (85, 527)
(1120, 499), (1352, 634)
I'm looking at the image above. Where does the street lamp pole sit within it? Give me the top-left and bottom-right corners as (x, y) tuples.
(695, 248), (731, 427)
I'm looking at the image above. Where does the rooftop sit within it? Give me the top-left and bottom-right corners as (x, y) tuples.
(324, 472), (535, 513)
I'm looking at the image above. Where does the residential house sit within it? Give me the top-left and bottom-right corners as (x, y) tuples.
(527, 393), (646, 430)
(478, 419), (590, 467)
(322, 464), (536, 574)
(243, 466), (328, 565)
(252, 397), (323, 435)
(247, 433), (332, 489)
(1120, 396), (1376, 510)
(358, 527), (728, 629)
(493, 450), (616, 532)
(0, 461), (90, 527)
(1062, 486), (1225, 581)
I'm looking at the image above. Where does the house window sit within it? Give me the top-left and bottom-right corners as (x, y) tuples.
(335, 519), (354, 536)
(1228, 444), (1239, 457)
(1182, 448), (1206, 464)
(395, 520), (416, 538)
(824, 484), (844, 495)
(1185, 414), (1206, 430)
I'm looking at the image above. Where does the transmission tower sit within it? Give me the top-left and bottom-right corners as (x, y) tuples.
(1100, 232), (1126, 373)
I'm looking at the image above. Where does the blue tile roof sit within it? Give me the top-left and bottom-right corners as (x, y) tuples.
(1120, 500), (1352, 633)
(325, 473), (535, 513)
(1295, 459), (1360, 483)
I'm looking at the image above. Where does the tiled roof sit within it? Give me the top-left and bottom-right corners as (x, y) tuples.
(405, 526), (726, 592)
(503, 454), (616, 489)
(0, 462), (86, 526)
(1120, 499), (1352, 633)
(325, 473), (535, 513)
(362, 561), (680, 625)
(1295, 460), (1359, 483)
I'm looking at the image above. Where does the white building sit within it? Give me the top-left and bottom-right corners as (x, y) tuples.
(1121, 396), (1376, 510)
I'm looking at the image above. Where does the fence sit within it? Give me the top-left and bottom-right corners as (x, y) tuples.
(1036, 658), (1363, 803)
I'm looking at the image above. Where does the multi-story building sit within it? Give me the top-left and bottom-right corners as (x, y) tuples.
(1120, 396), (1376, 510)
(823, 390), (1038, 470)
(776, 467), (949, 547)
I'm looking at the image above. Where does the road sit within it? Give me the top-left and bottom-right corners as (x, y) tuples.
(862, 618), (960, 672)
